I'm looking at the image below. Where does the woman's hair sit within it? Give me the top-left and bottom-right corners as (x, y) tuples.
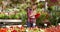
(26, 7), (32, 11)
(32, 3), (38, 6)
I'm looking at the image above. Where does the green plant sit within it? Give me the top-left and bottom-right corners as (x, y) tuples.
(0, 14), (5, 19)
(36, 13), (46, 26)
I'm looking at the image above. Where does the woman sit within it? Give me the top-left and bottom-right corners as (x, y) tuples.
(27, 3), (37, 27)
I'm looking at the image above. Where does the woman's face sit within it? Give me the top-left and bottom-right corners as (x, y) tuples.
(32, 5), (37, 10)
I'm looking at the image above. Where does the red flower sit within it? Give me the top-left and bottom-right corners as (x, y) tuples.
(11, 30), (17, 32)
(0, 28), (7, 32)
(35, 13), (40, 19)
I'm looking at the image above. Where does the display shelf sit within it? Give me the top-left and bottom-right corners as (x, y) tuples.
(0, 25), (27, 28)
(0, 19), (22, 22)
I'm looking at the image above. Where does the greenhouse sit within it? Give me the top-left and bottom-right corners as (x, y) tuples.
(0, 0), (60, 32)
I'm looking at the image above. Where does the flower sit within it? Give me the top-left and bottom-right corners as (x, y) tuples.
(35, 13), (40, 19)
(11, 30), (17, 32)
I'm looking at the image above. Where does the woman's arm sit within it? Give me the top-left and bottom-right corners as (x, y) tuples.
(30, 11), (36, 17)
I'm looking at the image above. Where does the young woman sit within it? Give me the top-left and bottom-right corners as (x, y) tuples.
(27, 3), (37, 27)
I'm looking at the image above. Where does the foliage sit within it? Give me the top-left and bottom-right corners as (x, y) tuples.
(0, 0), (60, 26)
(0, 14), (5, 19)
(48, 5), (60, 25)
(36, 13), (47, 26)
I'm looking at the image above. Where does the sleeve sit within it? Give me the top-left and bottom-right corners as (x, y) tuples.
(27, 8), (31, 18)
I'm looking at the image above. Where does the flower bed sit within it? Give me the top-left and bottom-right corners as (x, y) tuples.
(45, 25), (60, 32)
(0, 26), (45, 32)
(0, 25), (60, 32)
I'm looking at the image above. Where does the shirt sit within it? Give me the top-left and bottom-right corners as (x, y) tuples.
(27, 7), (36, 23)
